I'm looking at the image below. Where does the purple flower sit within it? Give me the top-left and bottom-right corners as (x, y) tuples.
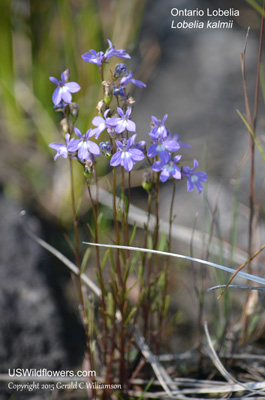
(120, 71), (146, 89)
(147, 137), (180, 163)
(110, 137), (145, 172)
(68, 127), (100, 161)
(104, 39), (131, 61)
(150, 114), (168, 138)
(82, 39), (130, 66)
(49, 71), (81, 105)
(91, 109), (112, 139)
(182, 159), (207, 194)
(130, 133), (146, 153)
(49, 133), (72, 160)
(152, 155), (182, 182)
(166, 131), (191, 150)
(81, 49), (104, 66)
(108, 107), (136, 134)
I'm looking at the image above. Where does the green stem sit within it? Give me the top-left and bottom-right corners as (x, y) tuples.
(68, 159), (95, 396)
(87, 182), (108, 363)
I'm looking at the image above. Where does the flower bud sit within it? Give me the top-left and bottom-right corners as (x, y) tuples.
(53, 101), (68, 113)
(113, 63), (128, 79)
(60, 118), (69, 134)
(70, 102), (80, 123)
(63, 69), (70, 82)
(96, 100), (108, 116)
(102, 81), (113, 105)
(99, 141), (111, 159)
(127, 96), (135, 105)
(83, 159), (94, 180)
(142, 170), (152, 192)
(107, 126), (116, 139)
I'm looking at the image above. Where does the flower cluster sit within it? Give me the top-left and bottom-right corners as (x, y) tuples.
(146, 114), (207, 192)
(48, 39), (207, 193)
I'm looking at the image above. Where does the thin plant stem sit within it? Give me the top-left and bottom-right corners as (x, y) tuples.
(100, 63), (104, 82)
(111, 166), (127, 390)
(157, 179), (177, 351)
(68, 159), (96, 396)
(112, 167), (123, 282)
(240, 4), (265, 341)
(87, 181), (109, 364)
(154, 172), (160, 250)
(69, 160), (80, 268)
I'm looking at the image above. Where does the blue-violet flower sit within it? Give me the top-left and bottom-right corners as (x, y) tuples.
(68, 127), (100, 161)
(82, 39), (130, 66)
(182, 159), (207, 194)
(91, 109), (112, 139)
(120, 71), (146, 89)
(110, 137), (144, 171)
(152, 155), (182, 182)
(49, 71), (81, 105)
(147, 136), (180, 163)
(108, 107), (136, 134)
(150, 114), (168, 137)
(49, 133), (72, 160)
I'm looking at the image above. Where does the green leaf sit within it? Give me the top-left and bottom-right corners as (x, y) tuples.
(137, 378), (154, 400)
(237, 109), (265, 162)
(124, 306), (137, 326)
(129, 222), (137, 245)
(158, 232), (167, 252)
(125, 279), (138, 298)
(75, 197), (82, 219)
(163, 294), (170, 317)
(97, 212), (103, 226)
(80, 248), (91, 275)
(100, 248), (109, 271)
(246, 0), (265, 16)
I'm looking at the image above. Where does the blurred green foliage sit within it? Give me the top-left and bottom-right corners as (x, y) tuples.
(0, 0), (147, 222)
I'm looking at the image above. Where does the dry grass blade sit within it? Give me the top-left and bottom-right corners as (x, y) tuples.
(204, 322), (265, 397)
(84, 242), (265, 287)
(134, 327), (186, 399)
(217, 243), (265, 299)
(208, 284), (265, 292)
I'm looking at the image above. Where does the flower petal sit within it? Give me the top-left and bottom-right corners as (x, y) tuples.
(164, 140), (180, 152)
(49, 76), (59, 85)
(126, 120), (136, 132)
(172, 167), (181, 180)
(147, 144), (158, 157)
(110, 151), (121, 167)
(74, 127), (82, 138)
(152, 161), (163, 172)
(92, 116), (104, 127)
(129, 148), (144, 161)
(122, 153), (134, 171)
(187, 178), (194, 192)
(193, 159), (199, 170)
(160, 169), (170, 182)
(65, 82), (81, 93)
(68, 139), (82, 152)
(194, 181), (203, 194)
(87, 141), (100, 156)
(52, 87), (61, 105)
(60, 87), (72, 103)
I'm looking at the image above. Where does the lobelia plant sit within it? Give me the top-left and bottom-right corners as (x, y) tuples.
(48, 39), (207, 399)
